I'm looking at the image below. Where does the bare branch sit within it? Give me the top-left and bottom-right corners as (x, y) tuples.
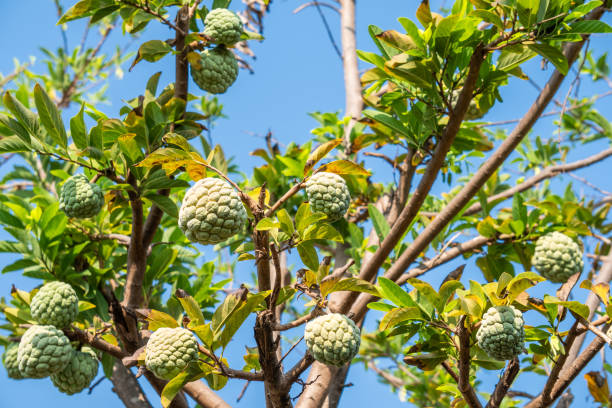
(266, 180), (306, 217)
(339, 0), (362, 150)
(283, 353), (316, 391)
(457, 316), (482, 408)
(183, 381), (232, 408)
(110, 361), (153, 408)
(274, 309), (321, 331)
(443, 147), (612, 218)
(486, 357), (520, 408)
(294, 2), (340, 14)
(64, 326), (127, 360)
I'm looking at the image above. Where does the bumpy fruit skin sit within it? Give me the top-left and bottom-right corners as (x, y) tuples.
(145, 328), (199, 380)
(3, 343), (24, 379)
(191, 46), (238, 94)
(305, 172), (351, 222)
(532, 232), (584, 283)
(203, 8), (243, 45)
(607, 326), (612, 340)
(50, 347), (98, 395)
(476, 306), (525, 360)
(18, 325), (72, 378)
(179, 177), (247, 245)
(59, 174), (104, 218)
(304, 314), (361, 367)
(30, 281), (79, 328)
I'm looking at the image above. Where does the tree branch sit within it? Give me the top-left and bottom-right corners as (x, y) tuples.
(348, 6), (606, 322)
(439, 147), (612, 218)
(339, 0), (362, 150)
(457, 316), (482, 408)
(525, 334), (606, 407)
(111, 361), (153, 408)
(485, 357), (520, 408)
(118, 0), (186, 35)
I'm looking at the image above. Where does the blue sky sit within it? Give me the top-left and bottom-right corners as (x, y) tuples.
(1, 1), (612, 407)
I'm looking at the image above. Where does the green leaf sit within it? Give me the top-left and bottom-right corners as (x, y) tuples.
(528, 43), (568, 75)
(276, 209), (294, 235)
(568, 20), (612, 34)
(240, 29), (264, 41)
(506, 272), (545, 304)
(34, 84), (67, 149)
(379, 307), (423, 330)
(144, 309), (179, 331)
(544, 297), (590, 320)
(368, 204), (390, 243)
(406, 278), (439, 313)
(161, 369), (204, 408)
(215, 292), (268, 350)
(297, 242), (319, 271)
(497, 47), (537, 71)
(130, 40), (174, 70)
(144, 194), (179, 218)
(58, 0), (114, 24)
(256, 217), (280, 231)
(470, 9), (504, 29)
(302, 223), (344, 243)
(176, 290), (205, 327)
(321, 277), (380, 298)
(375, 30), (419, 52)
(78, 301), (96, 312)
(363, 110), (413, 139)
(378, 277), (415, 307)
(212, 0), (232, 9)
(316, 160), (370, 176)
(367, 301), (396, 312)
(3, 92), (40, 140)
(438, 280), (463, 312)
(0, 136), (30, 153)
(304, 139), (343, 176)
(70, 104), (87, 150)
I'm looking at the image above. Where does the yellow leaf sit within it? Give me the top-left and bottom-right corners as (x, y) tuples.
(585, 371), (610, 404)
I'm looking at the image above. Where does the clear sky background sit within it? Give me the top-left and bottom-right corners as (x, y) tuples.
(0, 1), (612, 407)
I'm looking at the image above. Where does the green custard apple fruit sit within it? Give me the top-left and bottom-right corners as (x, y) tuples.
(30, 281), (79, 328)
(18, 325), (72, 378)
(203, 8), (243, 45)
(178, 177), (247, 245)
(305, 172), (351, 222)
(2, 343), (24, 379)
(476, 305), (524, 360)
(532, 231), (584, 283)
(145, 327), (199, 380)
(304, 314), (361, 367)
(190, 46), (238, 94)
(51, 347), (99, 395)
(59, 174), (104, 218)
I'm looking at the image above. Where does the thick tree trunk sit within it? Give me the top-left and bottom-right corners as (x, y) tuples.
(111, 362), (153, 408)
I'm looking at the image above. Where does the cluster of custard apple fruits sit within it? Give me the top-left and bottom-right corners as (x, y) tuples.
(2, 281), (99, 395)
(0, 5), (593, 389)
(190, 8), (243, 94)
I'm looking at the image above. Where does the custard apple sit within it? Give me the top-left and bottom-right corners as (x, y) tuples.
(607, 325), (612, 340)
(2, 343), (24, 379)
(190, 46), (238, 94)
(59, 174), (104, 218)
(31, 281), (79, 328)
(305, 172), (351, 222)
(532, 232), (584, 283)
(179, 177), (247, 245)
(145, 327), (199, 380)
(50, 347), (98, 395)
(476, 305), (524, 360)
(18, 325), (72, 378)
(204, 8), (243, 45)
(304, 314), (361, 367)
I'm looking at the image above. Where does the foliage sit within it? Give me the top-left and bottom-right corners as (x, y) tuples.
(0, 0), (611, 408)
